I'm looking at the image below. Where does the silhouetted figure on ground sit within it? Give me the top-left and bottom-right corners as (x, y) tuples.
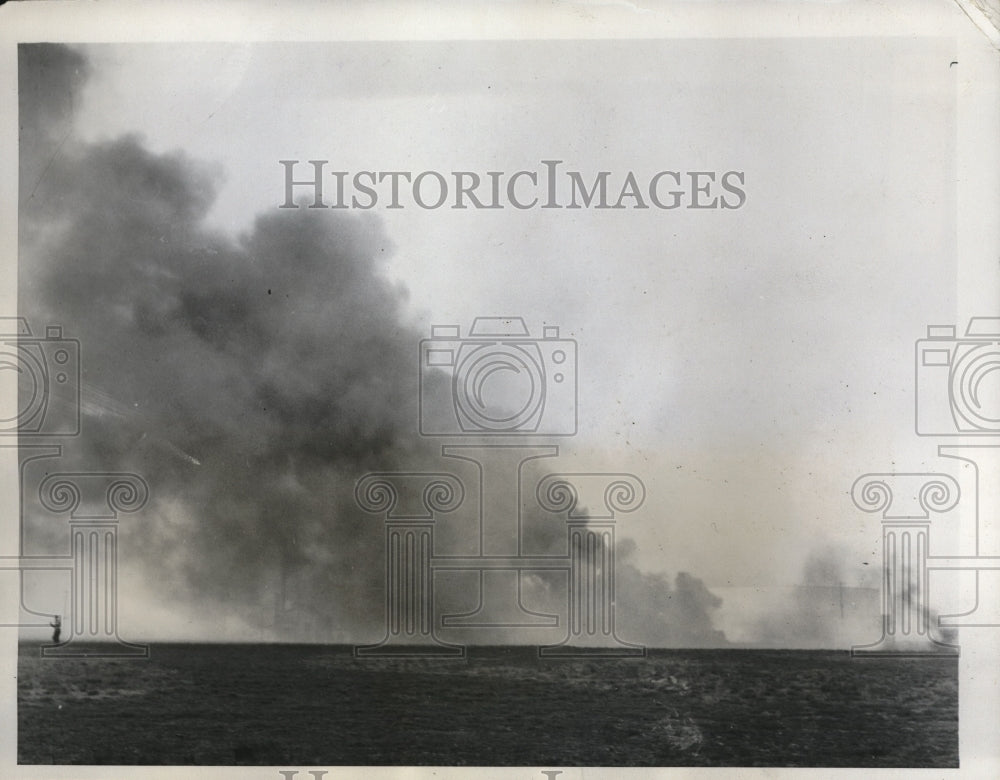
(49, 615), (61, 644)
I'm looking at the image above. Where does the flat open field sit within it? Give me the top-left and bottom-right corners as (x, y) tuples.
(18, 643), (957, 767)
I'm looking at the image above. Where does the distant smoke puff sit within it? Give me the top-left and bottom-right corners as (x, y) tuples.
(517, 504), (727, 647)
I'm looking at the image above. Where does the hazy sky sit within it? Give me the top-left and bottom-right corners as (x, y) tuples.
(16, 38), (964, 645)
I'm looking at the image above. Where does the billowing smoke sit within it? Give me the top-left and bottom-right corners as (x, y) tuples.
(511, 486), (727, 647)
(20, 44), (425, 641)
(19, 44), (727, 646)
(617, 559), (726, 648)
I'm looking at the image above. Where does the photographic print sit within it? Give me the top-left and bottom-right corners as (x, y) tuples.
(2, 1), (999, 777)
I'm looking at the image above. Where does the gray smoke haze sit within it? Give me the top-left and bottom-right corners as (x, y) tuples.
(613, 540), (726, 647)
(749, 543), (959, 650)
(19, 44), (727, 646)
(511, 485), (727, 647)
(746, 543), (882, 649)
(19, 44), (89, 209)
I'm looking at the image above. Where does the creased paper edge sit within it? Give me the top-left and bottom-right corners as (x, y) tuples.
(954, 0), (1000, 49)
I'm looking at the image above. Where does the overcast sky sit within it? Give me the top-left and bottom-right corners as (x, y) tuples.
(15, 37), (966, 645)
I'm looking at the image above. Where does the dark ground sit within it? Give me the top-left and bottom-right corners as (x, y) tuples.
(18, 643), (958, 767)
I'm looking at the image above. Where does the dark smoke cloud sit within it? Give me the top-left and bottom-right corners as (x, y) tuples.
(20, 44), (423, 640)
(614, 541), (726, 647)
(19, 44), (89, 208)
(514, 488), (727, 647)
(19, 44), (727, 645)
